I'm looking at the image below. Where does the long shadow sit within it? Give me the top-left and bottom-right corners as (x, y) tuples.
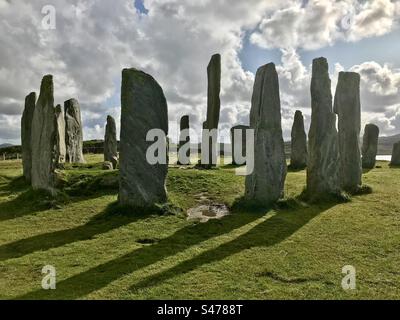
(16, 201), (334, 300)
(15, 208), (267, 300)
(0, 173), (118, 222)
(127, 202), (333, 293)
(0, 202), (148, 262)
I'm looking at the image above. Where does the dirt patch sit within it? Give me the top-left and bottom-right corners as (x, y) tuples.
(187, 203), (230, 223)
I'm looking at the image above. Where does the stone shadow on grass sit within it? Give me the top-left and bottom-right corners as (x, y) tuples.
(0, 173), (118, 222)
(0, 201), (152, 262)
(15, 205), (269, 300)
(16, 199), (335, 300)
(127, 199), (334, 293)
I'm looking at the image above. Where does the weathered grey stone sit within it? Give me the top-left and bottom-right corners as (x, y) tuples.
(334, 72), (362, 192)
(104, 115), (118, 169)
(307, 57), (340, 198)
(245, 63), (287, 205)
(21, 92), (36, 182)
(31, 75), (57, 194)
(230, 125), (250, 165)
(102, 161), (114, 170)
(390, 141), (400, 166)
(362, 124), (379, 169)
(55, 104), (66, 165)
(289, 110), (307, 169)
(201, 54), (221, 168)
(119, 68), (168, 208)
(178, 115), (190, 165)
(64, 98), (85, 163)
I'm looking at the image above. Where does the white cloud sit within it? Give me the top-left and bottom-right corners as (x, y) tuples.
(0, 0), (399, 145)
(250, 0), (400, 50)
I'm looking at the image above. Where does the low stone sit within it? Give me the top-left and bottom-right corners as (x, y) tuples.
(177, 115), (190, 165)
(390, 141), (400, 166)
(102, 161), (114, 170)
(362, 124), (379, 169)
(289, 110), (307, 170)
(104, 115), (118, 169)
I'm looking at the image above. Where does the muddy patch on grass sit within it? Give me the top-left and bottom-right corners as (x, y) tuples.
(187, 203), (230, 223)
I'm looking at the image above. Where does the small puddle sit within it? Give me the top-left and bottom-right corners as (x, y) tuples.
(187, 203), (230, 223)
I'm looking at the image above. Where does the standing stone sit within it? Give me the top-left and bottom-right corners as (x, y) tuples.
(64, 98), (85, 163)
(390, 141), (400, 166)
(178, 115), (190, 165)
(289, 110), (307, 169)
(55, 104), (66, 165)
(307, 57), (340, 198)
(104, 115), (118, 169)
(119, 68), (168, 208)
(230, 125), (250, 165)
(31, 75), (57, 194)
(245, 63), (287, 205)
(362, 124), (379, 169)
(21, 92), (36, 182)
(334, 72), (362, 192)
(201, 54), (221, 168)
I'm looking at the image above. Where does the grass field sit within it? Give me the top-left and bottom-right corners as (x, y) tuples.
(0, 155), (399, 300)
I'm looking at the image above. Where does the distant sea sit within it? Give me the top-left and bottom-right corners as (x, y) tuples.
(376, 155), (391, 161)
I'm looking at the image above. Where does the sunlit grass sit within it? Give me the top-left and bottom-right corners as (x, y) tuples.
(0, 156), (399, 300)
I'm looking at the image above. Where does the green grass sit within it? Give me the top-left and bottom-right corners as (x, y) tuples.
(0, 155), (399, 300)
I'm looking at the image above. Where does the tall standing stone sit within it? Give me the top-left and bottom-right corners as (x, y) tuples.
(289, 110), (307, 169)
(31, 75), (57, 194)
(362, 124), (379, 169)
(55, 104), (66, 165)
(201, 54), (221, 168)
(119, 68), (168, 208)
(104, 115), (118, 169)
(334, 72), (362, 192)
(178, 115), (190, 165)
(21, 92), (36, 182)
(64, 98), (85, 163)
(307, 57), (340, 198)
(390, 141), (400, 166)
(245, 63), (287, 205)
(230, 125), (250, 165)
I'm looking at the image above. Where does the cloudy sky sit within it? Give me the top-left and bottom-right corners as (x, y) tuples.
(0, 0), (399, 145)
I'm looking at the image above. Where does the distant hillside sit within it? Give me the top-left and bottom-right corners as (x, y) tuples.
(0, 134), (399, 159)
(0, 143), (13, 149)
(378, 134), (400, 155)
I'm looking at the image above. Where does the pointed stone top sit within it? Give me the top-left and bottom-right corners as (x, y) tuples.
(107, 115), (115, 121)
(294, 110), (303, 116)
(55, 104), (62, 113)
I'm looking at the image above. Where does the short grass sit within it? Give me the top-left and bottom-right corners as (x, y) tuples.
(0, 155), (399, 300)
